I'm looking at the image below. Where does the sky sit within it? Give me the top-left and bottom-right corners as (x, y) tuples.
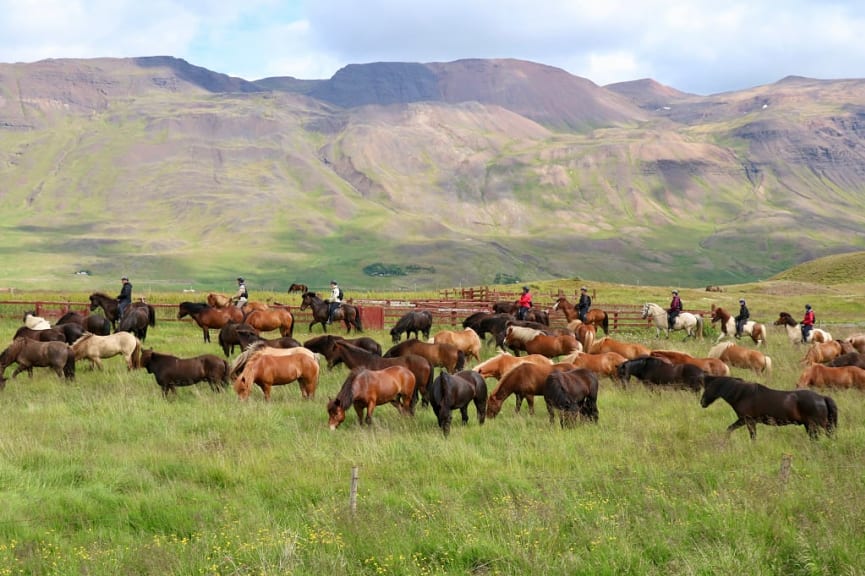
(1, 0), (864, 95)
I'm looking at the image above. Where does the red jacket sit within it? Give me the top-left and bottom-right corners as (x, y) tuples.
(518, 292), (532, 308)
(802, 310), (815, 326)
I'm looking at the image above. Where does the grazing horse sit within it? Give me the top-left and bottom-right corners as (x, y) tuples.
(428, 370), (487, 436)
(430, 328), (482, 362)
(233, 350), (320, 401)
(616, 356), (704, 392)
(303, 335), (381, 368)
(707, 342), (772, 376)
(774, 312), (833, 344)
(177, 302), (243, 343)
(117, 306), (155, 342)
(544, 368), (600, 425)
(844, 334), (865, 354)
(828, 352), (865, 370)
(503, 325), (580, 359)
(587, 337), (652, 360)
(701, 375), (837, 440)
(0, 338), (75, 384)
(802, 341), (846, 365)
(641, 303), (703, 340)
(389, 310), (433, 343)
(796, 363), (865, 390)
(650, 350), (731, 377)
(485, 362), (574, 418)
(299, 292), (363, 334)
(23, 311), (51, 330)
(71, 332), (141, 370)
(140, 349), (229, 397)
(384, 339), (465, 374)
(288, 283), (308, 294)
(327, 366), (417, 429)
(709, 306), (766, 345)
(328, 340), (433, 404)
(560, 351), (628, 383)
(551, 296), (609, 334)
(473, 352), (553, 380)
(57, 311), (111, 336)
(242, 307), (294, 337)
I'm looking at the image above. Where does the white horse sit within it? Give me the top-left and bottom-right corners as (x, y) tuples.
(774, 312), (833, 345)
(709, 306), (766, 346)
(23, 312), (51, 330)
(641, 302), (703, 340)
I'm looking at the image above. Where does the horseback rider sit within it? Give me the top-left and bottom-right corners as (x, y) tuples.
(577, 286), (592, 323)
(734, 298), (749, 338)
(516, 286), (532, 321)
(327, 280), (343, 324)
(667, 290), (683, 330)
(232, 277), (248, 309)
(801, 304), (815, 343)
(116, 276), (132, 319)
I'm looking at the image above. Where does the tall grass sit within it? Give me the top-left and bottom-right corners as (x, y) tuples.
(1, 299), (864, 574)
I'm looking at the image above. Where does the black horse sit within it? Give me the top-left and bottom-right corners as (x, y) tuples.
(616, 355), (704, 392)
(57, 311), (112, 335)
(701, 375), (838, 440)
(303, 334), (382, 368)
(117, 306), (155, 342)
(389, 310), (433, 343)
(13, 325), (73, 344)
(140, 349), (230, 398)
(428, 370), (487, 436)
(299, 292), (363, 334)
(544, 368), (600, 426)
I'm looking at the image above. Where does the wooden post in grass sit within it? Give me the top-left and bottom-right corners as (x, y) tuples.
(349, 466), (359, 514)
(779, 454), (793, 487)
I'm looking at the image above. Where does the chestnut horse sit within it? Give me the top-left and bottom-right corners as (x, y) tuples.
(708, 342), (772, 376)
(288, 283), (308, 294)
(588, 337), (651, 360)
(485, 362), (574, 418)
(243, 307), (294, 338)
(327, 340), (433, 404)
(473, 352), (553, 380)
(428, 370), (487, 436)
(544, 368), (600, 425)
(560, 350), (628, 383)
(797, 364), (865, 390)
(650, 350), (731, 377)
(0, 338), (76, 384)
(709, 306), (766, 345)
(503, 325), (580, 359)
(177, 302), (243, 343)
(383, 339), (465, 374)
(207, 292), (268, 311)
(430, 328), (482, 362)
(327, 366), (417, 429)
(233, 350), (320, 401)
(802, 341), (846, 365)
(551, 296), (609, 334)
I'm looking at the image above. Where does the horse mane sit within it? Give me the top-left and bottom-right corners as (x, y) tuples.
(229, 340), (268, 378)
(506, 324), (545, 343)
(71, 332), (95, 349)
(334, 367), (364, 407)
(180, 301), (210, 313)
(707, 341), (735, 358)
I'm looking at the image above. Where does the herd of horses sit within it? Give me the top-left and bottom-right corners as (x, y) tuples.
(3, 289), (865, 441)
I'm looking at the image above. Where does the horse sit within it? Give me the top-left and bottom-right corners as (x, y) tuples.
(587, 337), (652, 360)
(303, 335), (381, 368)
(242, 307), (294, 338)
(802, 341), (846, 365)
(23, 311), (51, 330)
(827, 352), (865, 370)
(71, 332), (141, 370)
(299, 292), (363, 334)
(641, 303), (703, 340)
(701, 375), (837, 440)
(543, 368), (600, 426)
(551, 296), (609, 334)
(235, 331), (302, 353)
(709, 306), (766, 346)
(217, 322), (258, 357)
(428, 370), (487, 436)
(57, 311), (111, 336)
(649, 350), (731, 377)
(492, 301), (518, 314)
(288, 283), (308, 294)
(13, 325), (69, 344)
(328, 340), (434, 402)
(228, 341), (317, 379)
(140, 349), (229, 397)
(89, 292), (122, 329)
(774, 312), (833, 344)
(485, 362), (574, 419)
(503, 325), (581, 359)
(473, 352), (553, 380)
(560, 351), (628, 383)
(0, 338), (76, 384)
(616, 356), (704, 392)
(796, 363), (865, 390)
(117, 306), (155, 342)
(233, 350), (320, 401)
(177, 302), (243, 343)
(564, 322), (596, 352)
(207, 292), (268, 311)
(384, 339), (466, 374)
(844, 334), (865, 354)
(327, 366), (417, 429)
(430, 328), (482, 362)
(707, 342), (772, 376)
(389, 310), (432, 343)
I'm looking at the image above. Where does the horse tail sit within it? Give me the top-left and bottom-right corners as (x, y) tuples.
(696, 315), (704, 340)
(763, 355), (773, 376)
(148, 306), (157, 327)
(825, 395), (839, 435)
(455, 350), (466, 372)
(354, 306), (363, 332)
(64, 347), (76, 380)
(132, 340), (142, 369)
(601, 313), (609, 335)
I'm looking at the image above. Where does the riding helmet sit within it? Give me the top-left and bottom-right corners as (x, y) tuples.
(739, 299), (745, 304)
(805, 304), (812, 310)
(672, 289), (679, 294)
(237, 277), (244, 283)
(121, 276), (128, 281)
(580, 286), (588, 291)
(522, 286), (530, 292)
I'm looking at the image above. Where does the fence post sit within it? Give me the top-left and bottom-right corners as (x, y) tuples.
(778, 453), (793, 487)
(349, 466), (359, 514)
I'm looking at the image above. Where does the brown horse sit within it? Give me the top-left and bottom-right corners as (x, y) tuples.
(588, 337), (652, 360)
(485, 362), (574, 418)
(551, 296), (609, 334)
(89, 292), (122, 328)
(0, 338), (76, 384)
(303, 334), (382, 367)
(117, 306), (155, 342)
(473, 352), (553, 380)
(233, 351), (320, 401)
(288, 283), (308, 294)
(650, 350), (731, 377)
(430, 328), (482, 362)
(327, 366), (417, 429)
(797, 364), (865, 390)
(802, 341), (846, 365)
(243, 307), (294, 337)
(177, 302), (243, 343)
(57, 311), (111, 336)
(383, 339), (465, 374)
(13, 325), (70, 343)
(300, 292), (363, 334)
(328, 340), (434, 403)
(708, 342), (772, 376)
(207, 292), (268, 311)
(560, 350), (628, 383)
(503, 325), (580, 359)
(544, 368), (600, 425)
(827, 352), (865, 369)
(140, 349), (229, 397)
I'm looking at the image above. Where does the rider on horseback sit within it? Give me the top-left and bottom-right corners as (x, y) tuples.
(232, 277), (248, 309)
(667, 290), (682, 330)
(117, 276), (132, 319)
(327, 281), (343, 324)
(734, 299), (749, 338)
(801, 304), (815, 343)
(577, 286), (591, 323)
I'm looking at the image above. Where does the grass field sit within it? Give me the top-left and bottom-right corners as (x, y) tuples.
(1, 286), (865, 575)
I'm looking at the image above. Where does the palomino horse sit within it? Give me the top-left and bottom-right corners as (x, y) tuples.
(774, 312), (833, 344)
(139, 349), (229, 397)
(71, 332), (141, 370)
(243, 307), (294, 337)
(327, 366), (418, 429)
(709, 306), (766, 346)
(429, 328), (482, 362)
(503, 325), (580, 359)
(485, 362), (574, 419)
(428, 370), (487, 436)
(544, 368), (600, 425)
(0, 338), (76, 384)
(797, 364), (865, 390)
(551, 296), (609, 334)
(650, 350), (730, 377)
(299, 292), (363, 334)
(177, 302), (243, 343)
(802, 341), (847, 365)
(641, 303), (703, 340)
(708, 342), (772, 376)
(233, 350), (320, 401)
(588, 337), (652, 360)
(701, 375), (837, 440)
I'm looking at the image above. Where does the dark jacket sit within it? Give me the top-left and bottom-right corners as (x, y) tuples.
(578, 293), (591, 312)
(736, 305), (749, 322)
(117, 282), (132, 305)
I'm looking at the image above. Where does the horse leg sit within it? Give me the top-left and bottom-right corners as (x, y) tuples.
(526, 395), (535, 415)
(460, 405), (470, 425)
(365, 402), (375, 426)
(726, 417), (746, 435)
(545, 398), (556, 425)
(475, 397), (486, 425)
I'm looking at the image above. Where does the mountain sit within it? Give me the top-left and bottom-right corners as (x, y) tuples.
(1, 56), (865, 291)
